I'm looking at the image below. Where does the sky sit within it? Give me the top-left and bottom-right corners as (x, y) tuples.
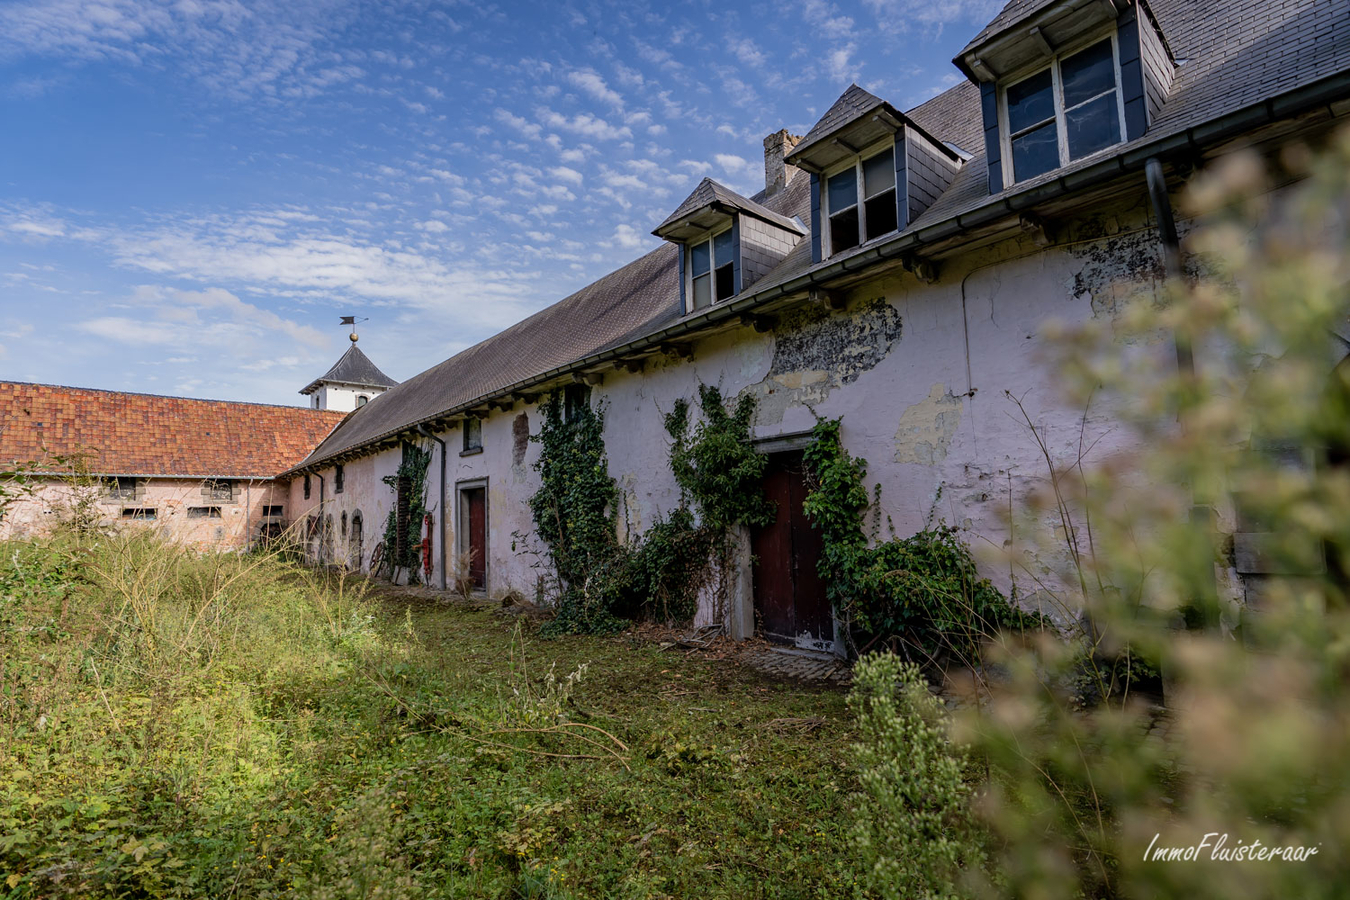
(0, 0), (1003, 406)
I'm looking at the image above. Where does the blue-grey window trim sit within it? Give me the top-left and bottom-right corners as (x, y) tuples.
(731, 215), (742, 295)
(1117, 5), (1147, 141)
(980, 81), (1003, 194)
(809, 173), (822, 264)
(894, 134), (910, 232)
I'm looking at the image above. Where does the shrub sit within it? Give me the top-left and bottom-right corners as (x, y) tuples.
(849, 652), (985, 900)
(958, 130), (1350, 898)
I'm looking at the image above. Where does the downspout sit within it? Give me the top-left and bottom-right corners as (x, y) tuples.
(417, 424), (448, 591)
(315, 472), (326, 565)
(1145, 156), (1219, 628)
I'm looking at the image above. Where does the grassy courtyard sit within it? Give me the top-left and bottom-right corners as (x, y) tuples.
(0, 534), (858, 899)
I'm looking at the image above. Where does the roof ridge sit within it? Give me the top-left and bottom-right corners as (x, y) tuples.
(0, 379), (345, 413)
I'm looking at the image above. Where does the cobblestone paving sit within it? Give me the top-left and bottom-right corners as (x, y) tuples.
(742, 647), (852, 683)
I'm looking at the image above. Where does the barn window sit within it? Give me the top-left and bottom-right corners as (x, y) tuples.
(822, 143), (898, 256)
(121, 508), (156, 520)
(687, 227), (737, 310)
(463, 417), (483, 453)
(304, 474), (311, 499)
(105, 476), (138, 500)
(188, 507), (223, 518)
(334, 464), (345, 494)
(203, 479), (233, 502)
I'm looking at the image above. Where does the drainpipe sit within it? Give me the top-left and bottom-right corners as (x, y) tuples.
(1146, 158), (1195, 379)
(1146, 156), (1219, 628)
(417, 424), (448, 591)
(315, 472), (326, 565)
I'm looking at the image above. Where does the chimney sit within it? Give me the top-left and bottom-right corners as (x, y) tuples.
(763, 129), (802, 197)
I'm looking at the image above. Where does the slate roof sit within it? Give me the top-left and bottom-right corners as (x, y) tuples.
(655, 177), (805, 237)
(292, 0), (1350, 474)
(957, 0), (1053, 59)
(300, 343), (399, 395)
(785, 84), (888, 163)
(0, 382), (347, 478)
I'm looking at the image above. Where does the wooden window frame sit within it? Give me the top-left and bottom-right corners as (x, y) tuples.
(819, 138), (898, 258)
(684, 224), (736, 313)
(997, 31), (1127, 186)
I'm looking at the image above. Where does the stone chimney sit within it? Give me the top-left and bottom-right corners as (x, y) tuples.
(763, 129), (802, 197)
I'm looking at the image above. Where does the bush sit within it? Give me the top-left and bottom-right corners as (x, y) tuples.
(848, 652), (985, 900)
(803, 419), (1039, 663)
(958, 130), (1350, 897)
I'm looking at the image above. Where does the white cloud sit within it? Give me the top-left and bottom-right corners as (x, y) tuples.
(416, 220), (450, 233)
(537, 109), (632, 141)
(0, 0), (368, 102)
(565, 69), (624, 109)
(613, 224), (642, 250)
(78, 284), (328, 351)
(494, 107), (542, 139)
(549, 166), (584, 186)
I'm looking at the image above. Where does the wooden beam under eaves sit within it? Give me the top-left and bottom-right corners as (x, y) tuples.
(1029, 26), (1055, 57)
(739, 313), (776, 333)
(612, 358), (645, 374)
(969, 56), (997, 83)
(572, 371), (604, 386)
(663, 343), (693, 361)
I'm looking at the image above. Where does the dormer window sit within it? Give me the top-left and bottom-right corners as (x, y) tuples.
(653, 177), (805, 315)
(1001, 36), (1125, 184)
(824, 144), (898, 256)
(689, 229), (736, 310)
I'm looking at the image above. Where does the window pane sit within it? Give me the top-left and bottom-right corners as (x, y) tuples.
(1006, 69), (1054, 134)
(1065, 91), (1121, 159)
(1061, 39), (1116, 109)
(712, 229), (734, 266)
(864, 189), (897, 239)
(827, 167), (857, 212)
(830, 207), (859, 255)
(715, 263), (735, 301)
(692, 273), (712, 309)
(1011, 120), (1060, 182)
(862, 148), (895, 199)
(690, 239), (710, 276)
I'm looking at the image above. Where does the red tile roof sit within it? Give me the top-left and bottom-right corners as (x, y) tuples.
(0, 382), (347, 479)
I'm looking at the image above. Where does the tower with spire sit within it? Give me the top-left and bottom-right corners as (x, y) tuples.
(300, 319), (398, 412)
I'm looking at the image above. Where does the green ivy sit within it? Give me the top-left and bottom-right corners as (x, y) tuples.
(665, 385), (775, 533)
(382, 442), (432, 579)
(526, 385), (772, 633)
(528, 390), (626, 634)
(802, 418), (1039, 663)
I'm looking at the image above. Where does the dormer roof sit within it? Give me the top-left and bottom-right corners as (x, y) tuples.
(954, 0), (1166, 83)
(785, 84), (961, 173)
(653, 177), (805, 242)
(300, 344), (398, 396)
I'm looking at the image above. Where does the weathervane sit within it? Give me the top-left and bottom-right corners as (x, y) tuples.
(340, 315), (368, 343)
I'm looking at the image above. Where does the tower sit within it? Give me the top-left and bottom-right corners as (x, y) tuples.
(300, 320), (398, 412)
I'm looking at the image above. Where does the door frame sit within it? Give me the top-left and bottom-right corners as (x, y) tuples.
(455, 478), (489, 593)
(747, 432), (843, 656)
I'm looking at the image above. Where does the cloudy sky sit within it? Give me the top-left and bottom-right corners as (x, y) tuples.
(0, 0), (1001, 405)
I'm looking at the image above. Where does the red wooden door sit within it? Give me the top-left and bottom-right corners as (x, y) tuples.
(751, 451), (832, 647)
(466, 488), (487, 590)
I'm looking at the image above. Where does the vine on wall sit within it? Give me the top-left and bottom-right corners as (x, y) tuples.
(382, 441), (432, 579)
(526, 384), (772, 634)
(802, 418), (1040, 664)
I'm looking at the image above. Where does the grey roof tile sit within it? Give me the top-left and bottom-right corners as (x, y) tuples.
(654, 177), (805, 237)
(300, 344), (398, 395)
(786, 84), (888, 163)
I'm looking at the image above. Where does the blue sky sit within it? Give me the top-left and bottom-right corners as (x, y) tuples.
(0, 0), (1002, 406)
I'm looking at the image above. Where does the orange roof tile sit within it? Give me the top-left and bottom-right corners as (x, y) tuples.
(0, 382), (347, 479)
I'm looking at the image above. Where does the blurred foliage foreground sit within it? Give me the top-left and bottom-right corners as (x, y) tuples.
(849, 130), (1350, 898)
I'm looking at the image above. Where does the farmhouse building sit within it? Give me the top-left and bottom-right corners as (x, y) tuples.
(4, 0), (1349, 651)
(0, 382), (347, 548)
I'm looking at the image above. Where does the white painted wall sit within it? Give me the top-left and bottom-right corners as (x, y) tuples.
(309, 382), (387, 413)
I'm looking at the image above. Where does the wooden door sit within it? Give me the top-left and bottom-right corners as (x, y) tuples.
(465, 487), (487, 590)
(751, 451), (832, 648)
